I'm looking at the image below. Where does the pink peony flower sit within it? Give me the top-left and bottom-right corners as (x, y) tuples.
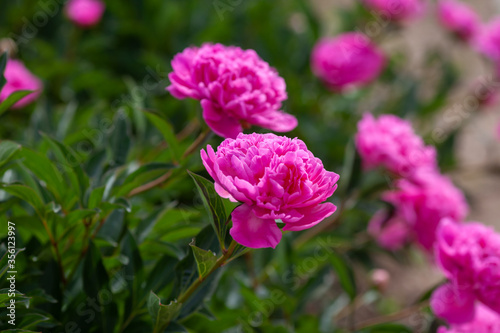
(0, 59), (42, 109)
(355, 113), (437, 178)
(65, 0), (105, 28)
(167, 43), (297, 139)
(368, 210), (412, 250)
(475, 18), (500, 62)
(437, 303), (500, 333)
(438, 0), (480, 42)
(431, 219), (500, 324)
(362, 0), (426, 22)
(201, 133), (340, 249)
(376, 172), (468, 251)
(311, 33), (386, 91)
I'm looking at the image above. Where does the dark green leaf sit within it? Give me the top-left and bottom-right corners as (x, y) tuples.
(0, 141), (21, 169)
(0, 90), (34, 116)
(189, 241), (218, 279)
(329, 251), (357, 300)
(148, 291), (182, 333)
(0, 52), (7, 91)
(1, 184), (44, 214)
(187, 171), (227, 250)
(110, 110), (131, 167)
(144, 111), (182, 163)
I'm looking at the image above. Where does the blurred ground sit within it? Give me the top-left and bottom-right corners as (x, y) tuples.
(311, 0), (500, 327)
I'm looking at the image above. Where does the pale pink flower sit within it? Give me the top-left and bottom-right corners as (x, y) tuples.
(65, 0), (105, 28)
(167, 43), (297, 138)
(368, 210), (412, 250)
(311, 33), (385, 91)
(201, 133), (339, 249)
(431, 219), (500, 324)
(0, 59), (42, 109)
(355, 114), (437, 178)
(362, 0), (426, 22)
(438, 0), (480, 41)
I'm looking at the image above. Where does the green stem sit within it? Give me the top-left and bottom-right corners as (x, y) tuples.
(177, 240), (238, 304)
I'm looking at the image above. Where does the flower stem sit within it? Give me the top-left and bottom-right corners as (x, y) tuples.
(176, 240), (238, 304)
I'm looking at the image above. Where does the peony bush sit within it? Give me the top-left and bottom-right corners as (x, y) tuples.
(0, 0), (500, 332)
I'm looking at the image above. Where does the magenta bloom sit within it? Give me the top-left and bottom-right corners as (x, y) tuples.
(431, 219), (500, 324)
(438, 0), (480, 41)
(355, 114), (437, 178)
(0, 59), (42, 109)
(311, 33), (385, 91)
(368, 210), (412, 250)
(167, 43), (297, 139)
(201, 133), (339, 249)
(362, 0), (425, 22)
(65, 0), (105, 28)
(374, 172), (468, 251)
(476, 19), (500, 61)
(437, 303), (500, 333)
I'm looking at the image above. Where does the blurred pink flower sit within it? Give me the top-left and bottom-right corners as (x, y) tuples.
(437, 303), (500, 333)
(311, 33), (385, 91)
(355, 114), (437, 178)
(438, 0), (480, 41)
(431, 219), (500, 324)
(476, 18), (500, 61)
(167, 43), (297, 138)
(201, 133), (339, 249)
(379, 172), (468, 251)
(362, 0), (426, 22)
(368, 210), (412, 250)
(65, 0), (105, 28)
(0, 59), (42, 109)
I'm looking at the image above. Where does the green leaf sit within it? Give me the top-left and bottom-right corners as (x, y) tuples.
(41, 133), (89, 202)
(189, 241), (218, 279)
(0, 52), (7, 90)
(0, 90), (34, 116)
(0, 289), (31, 308)
(148, 291), (182, 333)
(0, 244), (25, 279)
(145, 254), (179, 294)
(1, 184), (44, 214)
(18, 313), (50, 329)
(144, 111), (182, 163)
(187, 171), (227, 250)
(110, 111), (131, 167)
(0, 141), (21, 169)
(329, 251), (357, 300)
(18, 148), (66, 202)
(66, 209), (97, 225)
(88, 186), (105, 209)
(113, 162), (176, 197)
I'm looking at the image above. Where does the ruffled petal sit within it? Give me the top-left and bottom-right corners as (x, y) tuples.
(201, 99), (243, 138)
(230, 204), (282, 249)
(283, 202), (337, 231)
(430, 283), (476, 324)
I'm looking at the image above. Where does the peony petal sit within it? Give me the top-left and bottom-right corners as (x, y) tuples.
(230, 204), (282, 249)
(249, 111), (298, 133)
(430, 283), (476, 324)
(283, 202), (337, 231)
(201, 99), (243, 138)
